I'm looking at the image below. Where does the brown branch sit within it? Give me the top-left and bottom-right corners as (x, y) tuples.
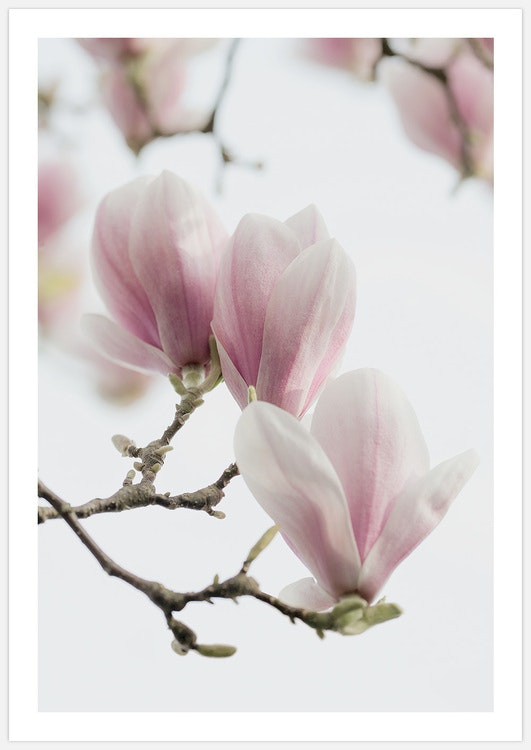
(38, 463), (240, 524)
(40, 484), (401, 653)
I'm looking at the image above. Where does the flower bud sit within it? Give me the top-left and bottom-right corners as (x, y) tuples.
(213, 205), (356, 417)
(83, 171), (228, 380)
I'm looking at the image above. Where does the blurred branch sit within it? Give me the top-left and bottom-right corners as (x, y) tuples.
(141, 39), (263, 183)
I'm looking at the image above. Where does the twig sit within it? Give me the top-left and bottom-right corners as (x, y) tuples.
(40, 484), (401, 654)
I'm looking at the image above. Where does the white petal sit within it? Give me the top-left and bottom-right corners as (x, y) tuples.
(82, 314), (175, 375)
(358, 449), (480, 602)
(279, 577), (338, 611)
(284, 204), (330, 249)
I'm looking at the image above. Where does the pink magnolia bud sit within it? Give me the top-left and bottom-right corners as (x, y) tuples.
(83, 171), (228, 378)
(379, 47), (493, 181)
(309, 38), (383, 81)
(234, 369), (479, 608)
(212, 206), (356, 417)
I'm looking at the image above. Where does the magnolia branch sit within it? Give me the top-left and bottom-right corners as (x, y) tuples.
(39, 485), (401, 655)
(38, 463), (239, 523)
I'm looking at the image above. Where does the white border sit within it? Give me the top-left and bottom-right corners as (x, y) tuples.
(8, 7), (522, 742)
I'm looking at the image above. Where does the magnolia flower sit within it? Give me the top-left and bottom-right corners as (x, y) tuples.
(234, 368), (479, 609)
(212, 206), (356, 418)
(79, 38), (216, 153)
(309, 38), (383, 81)
(83, 171), (228, 379)
(379, 47), (493, 181)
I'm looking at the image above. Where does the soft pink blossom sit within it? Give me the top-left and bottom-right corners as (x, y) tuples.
(39, 160), (81, 247)
(79, 38), (216, 152)
(83, 171), (228, 377)
(309, 38), (382, 81)
(379, 48), (493, 181)
(234, 368), (479, 608)
(212, 206), (356, 417)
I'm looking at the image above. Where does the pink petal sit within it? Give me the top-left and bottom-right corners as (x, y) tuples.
(100, 66), (154, 152)
(38, 161), (81, 246)
(91, 176), (160, 347)
(311, 369), (430, 562)
(82, 314), (175, 375)
(129, 171), (227, 369)
(279, 577), (338, 611)
(448, 52), (493, 178)
(214, 337), (250, 410)
(379, 57), (462, 170)
(256, 239), (355, 417)
(358, 449), (480, 602)
(234, 401), (361, 600)
(212, 213), (300, 388)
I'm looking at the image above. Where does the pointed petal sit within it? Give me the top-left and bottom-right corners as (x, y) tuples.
(284, 204), (330, 248)
(214, 336), (250, 410)
(358, 449), (480, 602)
(257, 239), (355, 416)
(82, 314), (175, 375)
(234, 401), (361, 599)
(212, 213), (300, 388)
(311, 369), (430, 561)
(279, 577), (337, 611)
(129, 171), (227, 369)
(91, 176), (161, 347)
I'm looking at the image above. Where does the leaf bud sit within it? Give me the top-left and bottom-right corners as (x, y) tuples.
(112, 434), (135, 456)
(195, 643), (237, 658)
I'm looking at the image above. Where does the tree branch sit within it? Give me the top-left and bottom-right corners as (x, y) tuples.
(39, 486), (401, 655)
(38, 463), (239, 523)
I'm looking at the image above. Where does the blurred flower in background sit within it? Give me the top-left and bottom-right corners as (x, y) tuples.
(307, 37), (494, 184)
(38, 151), (84, 333)
(78, 37), (218, 154)
(307, 38), (382, 81)
(379, 39), (493, 182)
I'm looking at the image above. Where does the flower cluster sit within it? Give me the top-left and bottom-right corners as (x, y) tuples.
(308, 38), (494, 183)
(379, 39), (493, 182)
(84, 169), (479, 617)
